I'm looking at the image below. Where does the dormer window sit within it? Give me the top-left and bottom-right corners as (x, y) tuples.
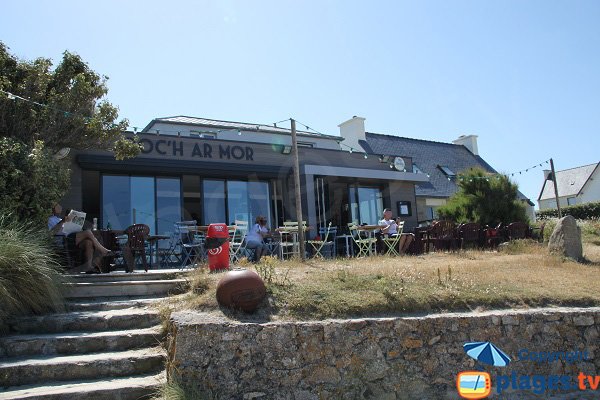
(439, 165), (456, 177)
(412, 164), (423, 174)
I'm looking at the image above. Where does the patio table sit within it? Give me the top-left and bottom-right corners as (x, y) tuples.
(147, 234), (170, 269)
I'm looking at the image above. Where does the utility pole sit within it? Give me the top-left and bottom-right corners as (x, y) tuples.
(550, 158), (562, 218)
(290, 119), (306, 260)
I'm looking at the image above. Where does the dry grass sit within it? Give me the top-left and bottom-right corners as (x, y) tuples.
(166, 237), (600, 322)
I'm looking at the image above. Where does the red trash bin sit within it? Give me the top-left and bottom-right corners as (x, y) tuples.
(205, 223), (230, 271)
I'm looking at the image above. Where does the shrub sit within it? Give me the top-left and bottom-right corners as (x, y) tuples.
(0, 138), (71, 225)
(437, 167), (528, 225)
(0, 215), (65, 332)
(536, 201), (600, 220)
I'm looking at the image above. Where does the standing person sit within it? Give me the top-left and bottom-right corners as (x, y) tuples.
(49, 204), (112, 273)
(245, 216), (269, 263)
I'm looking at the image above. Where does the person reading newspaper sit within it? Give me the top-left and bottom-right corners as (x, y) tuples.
(49, 204), (113, 273)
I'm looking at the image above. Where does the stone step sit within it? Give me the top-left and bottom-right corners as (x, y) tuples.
(63, 279), (189, 299)
(0, 347), (165, 388)
(65, 269), (190, 283)
(0, 326), (163, 358)
(66, 296), (168, 312)
(7, 309), (161, 335)
(0, 371), (165, 400)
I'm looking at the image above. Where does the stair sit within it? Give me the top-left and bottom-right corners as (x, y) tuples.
(0, 269), (191, 400)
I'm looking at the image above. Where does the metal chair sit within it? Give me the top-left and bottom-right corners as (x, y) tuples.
(349, 224), (377, 257)
(124, 224), (150, 272)
(278, 221), (306, 259)
(174, 221), (203, 269)
(229, 223), (247, 264)
(307, 222), (335, 258)
(382, 221), (405, 256)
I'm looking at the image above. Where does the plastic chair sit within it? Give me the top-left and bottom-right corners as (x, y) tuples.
(382, 221), (405, 256)
(506, 222), (529, 241)
(124, 224), (150, 272)
(457, 222), (482, 250)
(425, 220), (457, 252)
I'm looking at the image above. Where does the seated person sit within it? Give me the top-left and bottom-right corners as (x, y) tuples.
(245, 216), (269, 263)
(49, 204), (112, 273)
(379, 208), (398, 237)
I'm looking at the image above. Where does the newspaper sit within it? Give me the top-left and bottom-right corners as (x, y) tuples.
(62, 210), (86, 235)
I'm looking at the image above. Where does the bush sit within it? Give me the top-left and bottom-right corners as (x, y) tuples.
(437, 167), (528, 225)
(0, 138), (70, 225)
(0, 215), (65, 332)
(536, 201), (600, 220)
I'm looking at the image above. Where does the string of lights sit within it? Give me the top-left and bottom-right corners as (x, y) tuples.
(3, 88), (551, 181)
(292, 119), (369, 158)
(0, 88), (123, 128)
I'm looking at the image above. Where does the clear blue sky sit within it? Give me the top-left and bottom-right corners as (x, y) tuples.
(2, 0), (599, 205)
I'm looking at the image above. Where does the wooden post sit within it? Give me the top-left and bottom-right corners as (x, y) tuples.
(290, 119), (306, 260)
(550, 158), (562, 218)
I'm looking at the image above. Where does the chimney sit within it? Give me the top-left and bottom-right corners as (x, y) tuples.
(452, 134), (479, 155)
(338, 116), (366, 152)
(543, 169), (551, 180)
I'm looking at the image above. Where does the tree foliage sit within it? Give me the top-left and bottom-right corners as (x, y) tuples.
(0, 42), (141, 159)
(0, 42), (141, 222)
(436, 167), (529, 225)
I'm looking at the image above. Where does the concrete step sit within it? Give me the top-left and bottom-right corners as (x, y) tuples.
(63, 279), (189, 299)
(65, 269), (191, 283)
(0, 326), (163, 358)
(7, 309), (161, 335)
(0, 347), (165, 388)
(66, 296), (168, 312)
(0, 371), (165, 400)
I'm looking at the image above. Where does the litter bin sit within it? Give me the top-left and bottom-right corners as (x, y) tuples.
(205, 223), (230, 271)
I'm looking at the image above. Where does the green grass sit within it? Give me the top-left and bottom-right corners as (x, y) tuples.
(0, 215), (65, 332)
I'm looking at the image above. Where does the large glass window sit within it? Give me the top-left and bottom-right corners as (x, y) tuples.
(349, 186), (383, 225)
(102, 175), (181, 235)
(203, 180), (226, 224)
(131, 177), (155, 234)
(102, 175), (130, 231)
(157, 178), (182, 235)
(202, 180), (271, 226)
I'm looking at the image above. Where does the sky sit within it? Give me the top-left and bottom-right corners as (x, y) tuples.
(1, 0), (599, 205)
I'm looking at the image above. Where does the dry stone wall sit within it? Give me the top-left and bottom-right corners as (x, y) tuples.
(169, 307), (599, 399)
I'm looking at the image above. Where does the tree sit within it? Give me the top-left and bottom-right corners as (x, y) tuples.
(436, 167), (528, 226)
(0, 42), (141, 222)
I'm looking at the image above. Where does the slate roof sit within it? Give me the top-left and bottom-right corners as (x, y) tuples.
(142, 116), (342, 140)
(538, 162), (599, 201)
(363, 132), (532, 203)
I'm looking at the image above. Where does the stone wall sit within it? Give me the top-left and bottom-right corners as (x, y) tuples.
(168, 307), (599, 399)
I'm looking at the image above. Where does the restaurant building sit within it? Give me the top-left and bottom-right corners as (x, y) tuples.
(61, 116), (428, 237)
(60, 115), (534, 237)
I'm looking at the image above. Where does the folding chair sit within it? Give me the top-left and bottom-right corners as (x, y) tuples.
(279, 221), (307, 259)
(229, 224), (247, 264)
(382, 221), (405, 256)
(174, 221), (203, 269)
(350, 225), (377, 257)
(307, 222), (334, 258)
(159, 231), (181, 268)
